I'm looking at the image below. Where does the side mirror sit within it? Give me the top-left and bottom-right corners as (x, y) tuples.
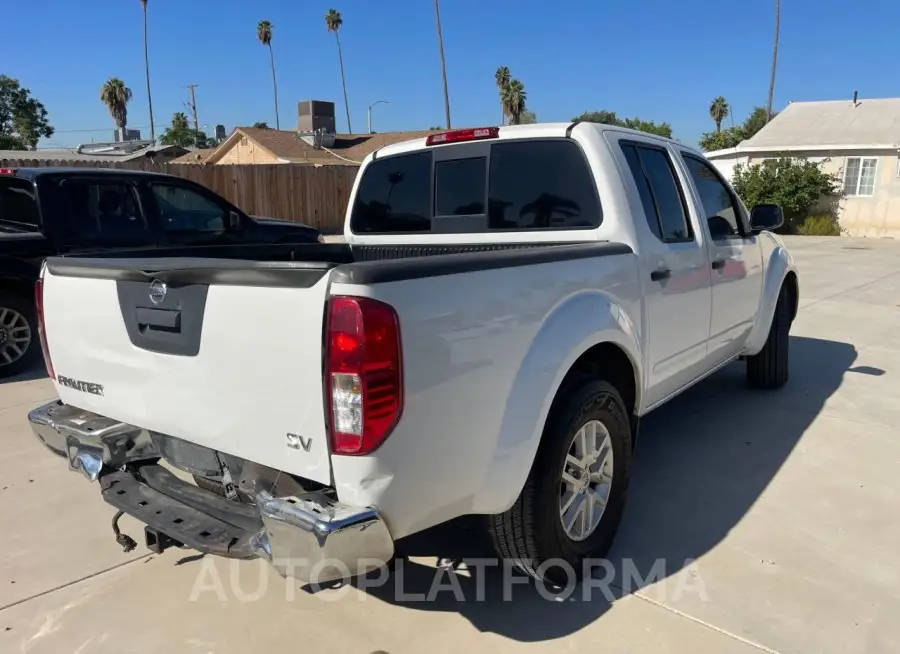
(228, 211), (242, 231)
(750, 204), (784, 232)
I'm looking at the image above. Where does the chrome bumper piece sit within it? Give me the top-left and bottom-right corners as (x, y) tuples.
(256, 489), (394, 584)
(27, 400), (394, 584)
(28, 400), (160, 481)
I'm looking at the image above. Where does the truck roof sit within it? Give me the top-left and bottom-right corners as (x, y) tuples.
(1, 167), (179, 181)
(371, 122), (704, 161)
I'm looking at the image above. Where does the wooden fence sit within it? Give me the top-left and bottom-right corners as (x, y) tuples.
(0, 159), (359, 234)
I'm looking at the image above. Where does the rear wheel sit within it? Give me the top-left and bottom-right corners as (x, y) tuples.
(0, 291), (40, 379)
(746, 284), (791, 389)
(488, 377), (632, 585)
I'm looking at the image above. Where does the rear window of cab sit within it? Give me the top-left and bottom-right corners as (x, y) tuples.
(349, 139), (603, 234)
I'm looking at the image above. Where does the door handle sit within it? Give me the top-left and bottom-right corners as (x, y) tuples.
(650, 268), (671, 282)
(711, 258), (726, 270)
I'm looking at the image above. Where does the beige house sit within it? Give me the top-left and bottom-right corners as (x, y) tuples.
(706, 97), (900, 238)
(204, 127), (434, 166)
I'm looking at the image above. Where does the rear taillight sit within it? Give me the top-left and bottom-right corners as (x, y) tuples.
(325, 296), (402, 455)
(34, 277), (55, 380)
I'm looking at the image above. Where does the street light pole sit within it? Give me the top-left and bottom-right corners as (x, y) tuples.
(368, 100), (390, 134)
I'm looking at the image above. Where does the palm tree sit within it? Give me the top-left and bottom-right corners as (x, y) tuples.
(140, 0), (155, 141)
(100, 78), (133, 130)
(434, 0), (451, 129)
(766, 0), (780, 122)
(709, 96), (730, 132)
(325, 9), (352, 133)
(257, 20), (280, 130)
(495, 66), (510, 125)
(502, 79), (526, 125)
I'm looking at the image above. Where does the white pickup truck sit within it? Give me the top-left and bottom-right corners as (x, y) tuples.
(28, 122), (798, 586)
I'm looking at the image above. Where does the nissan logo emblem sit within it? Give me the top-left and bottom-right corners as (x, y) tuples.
(148, 280), (168, 305)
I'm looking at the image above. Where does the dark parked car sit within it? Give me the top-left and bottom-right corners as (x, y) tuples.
(0, 166), (321, 377)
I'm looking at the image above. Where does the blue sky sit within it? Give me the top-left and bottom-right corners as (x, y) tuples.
(8, 0), (900, 148)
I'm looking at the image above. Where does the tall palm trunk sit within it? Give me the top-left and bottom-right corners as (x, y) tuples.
(766, 0), (780, 121)
(268, 43), (280, 130)
(434, 0), (451, 129)
(334, 32), (352, 133)
(142, 4), (155, 140)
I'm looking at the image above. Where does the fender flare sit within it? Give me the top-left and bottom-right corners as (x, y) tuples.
(471, 290), (642, 515)
(743, 243), (799, 356)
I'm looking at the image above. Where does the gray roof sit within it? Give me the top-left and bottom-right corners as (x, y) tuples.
(0, 144), (187, 163)
(741, 98), (900, 149)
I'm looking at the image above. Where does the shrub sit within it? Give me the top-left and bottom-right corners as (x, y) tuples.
(797, 214), (843, 236)
(731, 156), (843, 233)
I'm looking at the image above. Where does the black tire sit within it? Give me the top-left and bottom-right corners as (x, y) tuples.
(0, 290), (42, 379)
(488, 377), (632, 586)
(746, 284), (791, 389)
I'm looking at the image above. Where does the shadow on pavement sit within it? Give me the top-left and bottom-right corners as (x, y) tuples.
(0, 363), (48, 384)
(346, 335), (867, 641)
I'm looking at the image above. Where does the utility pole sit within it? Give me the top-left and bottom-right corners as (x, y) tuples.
(186, 84), (199, 130)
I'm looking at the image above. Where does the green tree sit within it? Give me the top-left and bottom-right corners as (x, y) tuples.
(741, 106), (771, 140)
(325, 9), (352, 133)
(698, 126), (744, 151)
(619, 117), (672, 138)
(257, 20), (280, 130)
(698, 107), (777, 151)
(572, 110), (671, 138)
(0, 76), (54, 150)
(573, 110), (620, 125)
(100, 77), (133, 130)
(434, 0), (451, 129)
(494, 66), (510, 125)
(160, 112), (213, 148)
(731, 156), (842, 232)
(252, 121), (271, 129)
(140, 0), (155, 141)
(709, 96), (729, 132)
(502, 79), (527, 125)
(520, 109), (537, 125)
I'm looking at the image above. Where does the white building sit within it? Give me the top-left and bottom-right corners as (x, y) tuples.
(706, 97), (900, 238)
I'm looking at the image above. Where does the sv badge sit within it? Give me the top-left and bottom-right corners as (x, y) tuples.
(286, 433), (312, 452)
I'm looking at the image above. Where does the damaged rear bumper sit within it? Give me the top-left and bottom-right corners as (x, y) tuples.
(28, 400), (394, 583)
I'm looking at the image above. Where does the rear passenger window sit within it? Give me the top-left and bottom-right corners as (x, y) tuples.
(0, 178), (39, 231)
(62, 181), (150, 244)
(350, 152), (432, 233)
(488, 140), (601, 230)
(621, 144), (692, 243)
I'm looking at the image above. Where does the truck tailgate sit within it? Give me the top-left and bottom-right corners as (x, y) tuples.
(40, 257), (335, 484)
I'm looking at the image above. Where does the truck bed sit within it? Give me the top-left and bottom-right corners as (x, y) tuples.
(40, 240), (632, 490)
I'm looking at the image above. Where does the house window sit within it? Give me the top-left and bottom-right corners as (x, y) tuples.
(843, 157), (877, 196)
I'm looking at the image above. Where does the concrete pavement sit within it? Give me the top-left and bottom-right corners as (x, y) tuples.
(2, 235), (899, 653)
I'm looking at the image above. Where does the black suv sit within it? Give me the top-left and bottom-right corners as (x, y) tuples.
(0, 167), (322, 377)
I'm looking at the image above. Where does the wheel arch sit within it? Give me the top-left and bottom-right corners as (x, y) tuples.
(743, 244), (798, 356)
(471, 290), (642, 515)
